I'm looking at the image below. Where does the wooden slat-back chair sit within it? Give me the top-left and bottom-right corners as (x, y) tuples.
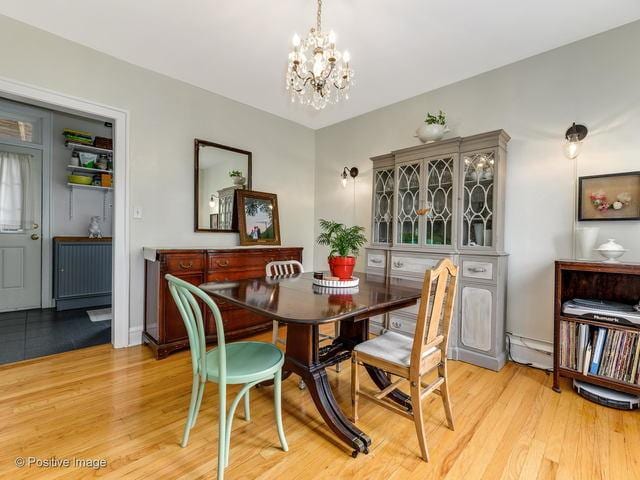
(265, 260), (305, 346)
(351, 258), (458, 461)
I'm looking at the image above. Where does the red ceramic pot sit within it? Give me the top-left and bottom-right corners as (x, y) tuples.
(328, 256), (356, 280)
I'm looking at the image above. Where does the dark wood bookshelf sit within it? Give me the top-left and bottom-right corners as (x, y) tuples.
(553, 260), (640, 395)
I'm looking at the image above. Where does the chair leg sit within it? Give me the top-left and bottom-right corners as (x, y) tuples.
(243, 389), (251, 421)
(410, 380), (430, 462)
(181, 375), (200, 448)
(351, 353), (359, 422)
(272, 320), (279, 345)
(274, 369), (289, 452)
(438, 362), (454, 431)
(218, 383), (227, 480)
(190, 381), (206, 428)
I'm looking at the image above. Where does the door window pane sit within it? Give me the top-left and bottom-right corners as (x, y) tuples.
(0, 112), (42, 144)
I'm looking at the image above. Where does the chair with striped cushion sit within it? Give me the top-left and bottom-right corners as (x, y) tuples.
(265, 260), (343, 376)
(265, 260), (305, 346)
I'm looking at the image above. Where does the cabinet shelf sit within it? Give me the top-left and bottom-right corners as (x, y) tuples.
(67, 183), (112, 191)
(66, 165), (113, 175)
(65, 141), (112, 155)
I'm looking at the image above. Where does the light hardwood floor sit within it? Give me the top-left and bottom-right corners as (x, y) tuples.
(1, 330), (639, 480)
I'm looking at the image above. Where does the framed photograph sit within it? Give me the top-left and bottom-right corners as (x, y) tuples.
(578, 171), (640, 221)
(236, 190), (281, 245)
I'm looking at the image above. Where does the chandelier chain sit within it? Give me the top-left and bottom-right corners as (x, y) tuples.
(316, 0), (322, 32)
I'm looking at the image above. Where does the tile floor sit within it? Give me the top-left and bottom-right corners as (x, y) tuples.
(0, 307), (111, 365)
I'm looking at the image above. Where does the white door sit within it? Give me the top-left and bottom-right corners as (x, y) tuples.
(0, 144), (42, 311)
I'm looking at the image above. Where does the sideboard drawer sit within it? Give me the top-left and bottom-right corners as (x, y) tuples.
(208, 249), (301, 272)
(388, 313), (416, 337)
(367, 253), (385, 269)
(208, 253), (261, 271)
(390, 255), (439, 276)
(166, 253), (205, 273)
(462, 258), (496, 281)
(370, 314), (385, 326)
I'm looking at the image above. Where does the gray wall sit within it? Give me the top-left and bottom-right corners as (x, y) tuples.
(315, 21), (640, 346)
(0, 15), (316, 338)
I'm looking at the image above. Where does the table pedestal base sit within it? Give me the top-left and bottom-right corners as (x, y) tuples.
(284, 318), (412, 456)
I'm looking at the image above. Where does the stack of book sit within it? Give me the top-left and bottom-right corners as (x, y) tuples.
(63, 128), (93, 145)
(560, 321), (640, 384)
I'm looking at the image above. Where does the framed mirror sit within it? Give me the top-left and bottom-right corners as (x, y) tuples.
(194, 139), (252, 232)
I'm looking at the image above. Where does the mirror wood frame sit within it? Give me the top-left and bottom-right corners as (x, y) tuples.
(194, 138), (252, 233)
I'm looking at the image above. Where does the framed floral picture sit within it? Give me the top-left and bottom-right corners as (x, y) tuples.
(578, 171), (640, 221)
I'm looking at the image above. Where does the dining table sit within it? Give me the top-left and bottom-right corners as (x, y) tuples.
(199, 271), (423, 457)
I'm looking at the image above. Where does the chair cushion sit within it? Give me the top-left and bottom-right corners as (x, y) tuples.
(354, 331), (437, 367)
(206, 341), (284, 384)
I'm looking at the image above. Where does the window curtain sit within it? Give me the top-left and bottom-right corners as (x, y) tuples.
(0, 151), (33, 232)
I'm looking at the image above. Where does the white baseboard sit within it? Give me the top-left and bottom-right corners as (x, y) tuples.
(128, 326), (143, 346)
(506, 333), (553, 370)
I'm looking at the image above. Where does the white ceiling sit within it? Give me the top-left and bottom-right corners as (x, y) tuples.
(1, 1), (639, 129)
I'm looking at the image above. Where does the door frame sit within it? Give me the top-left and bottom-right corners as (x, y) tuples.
(0, 76), (131, 348)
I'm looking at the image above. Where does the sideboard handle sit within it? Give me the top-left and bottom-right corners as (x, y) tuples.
(370, 258), (383, 264)
(469, 266), (487, 273)
(216, 259), (230, 267)
(179, 261), (193, 270)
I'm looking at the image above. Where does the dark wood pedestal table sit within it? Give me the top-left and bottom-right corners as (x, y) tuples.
(200, 272), (422, 457)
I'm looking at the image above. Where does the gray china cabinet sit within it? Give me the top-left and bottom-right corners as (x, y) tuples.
(366, 130), (509, 371)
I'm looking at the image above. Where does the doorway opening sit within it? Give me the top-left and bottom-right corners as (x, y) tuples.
(0, 78), (129, 364)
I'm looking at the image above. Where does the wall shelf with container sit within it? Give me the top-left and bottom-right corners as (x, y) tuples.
(366, 130), (510, 371)
(63, 129), (113, 220)
(64, 140), (113, 155)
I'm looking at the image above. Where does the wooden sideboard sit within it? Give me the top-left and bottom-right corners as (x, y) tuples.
(143, 246), (303, 359)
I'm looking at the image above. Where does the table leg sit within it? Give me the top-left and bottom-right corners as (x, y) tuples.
(285, 323), (371, 456)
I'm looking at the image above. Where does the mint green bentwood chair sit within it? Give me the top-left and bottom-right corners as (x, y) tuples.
(165, 275), (288, 480)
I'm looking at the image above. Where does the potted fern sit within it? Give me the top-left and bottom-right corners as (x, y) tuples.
(316, 219), (367, 280)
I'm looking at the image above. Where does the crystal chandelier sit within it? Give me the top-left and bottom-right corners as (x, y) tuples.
(286, 0), (354, 110)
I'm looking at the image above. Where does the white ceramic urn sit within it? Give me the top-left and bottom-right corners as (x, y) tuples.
(415, 124), (449, 143)
(594, 238), (628, 263)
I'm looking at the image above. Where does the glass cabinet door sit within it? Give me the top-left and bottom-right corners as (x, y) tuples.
(373, 168), (394, 244)
(396, 162), (421, 245)
(424, 156), (454, 246)
(462, 150), (495, 247)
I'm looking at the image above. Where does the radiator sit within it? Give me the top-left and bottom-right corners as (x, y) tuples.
(53, 239), (112, 311)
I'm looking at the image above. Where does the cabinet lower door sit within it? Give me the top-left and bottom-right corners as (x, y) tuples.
(460, 284), (495, 353)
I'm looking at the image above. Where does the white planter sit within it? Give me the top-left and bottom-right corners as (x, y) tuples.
(232, 176), (246, 186)
(576, 227), (599, 260)
(415, 124), (449, 143)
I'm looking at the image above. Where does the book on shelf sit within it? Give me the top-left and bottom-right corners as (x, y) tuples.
(560, 319), (640, 385)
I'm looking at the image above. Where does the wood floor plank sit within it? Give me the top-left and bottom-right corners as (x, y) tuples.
(0, 334), (638, 480)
